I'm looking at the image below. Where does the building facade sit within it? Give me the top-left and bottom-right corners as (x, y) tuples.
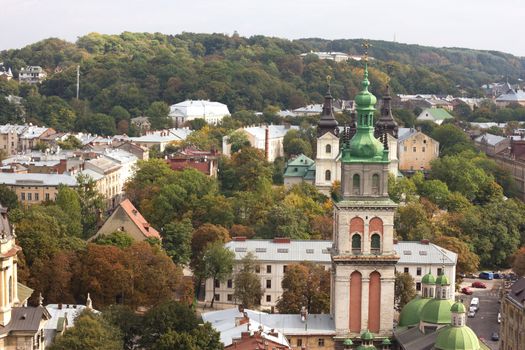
(500, 277), (525, 349)
(169, 100), (230, 125)
(18, 66), (47, 84)
(397, 128), (440, 172)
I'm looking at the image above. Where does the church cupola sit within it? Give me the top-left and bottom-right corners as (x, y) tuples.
(421, 272), (436, 299)
(317, 76), (339, 137)
(435, 273), (450, 300)
(450, 301), (466, 327)
(341, 63), (388, 164)
(374, 85), (398, 138)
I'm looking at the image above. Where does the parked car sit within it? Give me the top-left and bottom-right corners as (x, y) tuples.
(494, 273), (503, 279)
(461, 287), (473, 295)
(467, 310), (476, 318)
(472, 281), (487, 289)
(491, 332), (499, 341)
(479, 271), (494, 280)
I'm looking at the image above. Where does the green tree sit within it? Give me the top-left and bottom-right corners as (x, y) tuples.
(93, 231), (134, 248)
(147, 101), (171, 130)
(276, 262), (330, 314)
(162, 218), (193, 265)
(431, 124), (475, 156)
(48, 310), (123, 350)
(219, 148), (273, 194)
(259, 204), (310, 239)
(233, 252), (263, 308)
(102, 305), (141, 350)
(227, 130), (250, 153)
(75, 174), (105, 238)
(201, 241), (235, 307)
(433, 236), (479, 274)
(511, 247), (525, 277)
(55, 185), (82, 236)
(394, 272), (417, 311)
(0, 184), (18, 209)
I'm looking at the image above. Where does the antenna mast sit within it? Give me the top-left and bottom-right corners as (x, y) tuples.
(76, 65), (80, 99)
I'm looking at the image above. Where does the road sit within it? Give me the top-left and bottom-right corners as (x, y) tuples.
(460, 279), (502, 350)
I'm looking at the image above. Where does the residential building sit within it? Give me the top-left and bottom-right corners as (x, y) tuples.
(474, 133), (510, 156)
(500, 277), (525, 349)
(300, 51), (351, 62)
(0, 67), (13, 81)
(496, 89), (525, 107)
(0, 124), (55, 155)
(222, 125), (299, 162)
(206, 238), (456, 308)
(19, 126), (56, 152)
(91, 199), (160, 242)
(416, 108), (454, 125)
(169, 100), (230, 125)
(129, 128), (192, 152)
(202, 308), (291, 349)
(283, 154), (315, 187)
(114, 141), (149, 160)
(130, 116), (151, 135)
(397, 127), (439, 172)
(166, 148), (219, 177)
(84, 156), (122, 208)
(18, 66), (47, 84)
(0, 124), (25, 155)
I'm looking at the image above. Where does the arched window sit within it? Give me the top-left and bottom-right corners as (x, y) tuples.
(352, 174), (360, 195)
(352, 234), (362, 254)
(371, 233), (381, 254)
(325, 170), (331, 181)
(325, 144), (331, 154)
(371, 174), (380, 195)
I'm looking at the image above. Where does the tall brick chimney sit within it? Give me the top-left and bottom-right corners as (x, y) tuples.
(264, 126), (269, 161)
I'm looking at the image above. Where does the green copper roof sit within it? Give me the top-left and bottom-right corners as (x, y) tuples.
(283, 154), (315, 178)
(398, 296), (431, 327)
(420, 299), (454, 324)
(421, 272), (436, 285)
(436, 274), (450, 286)
(343, 338), (354, 346)
(361, 329), (374, 340)
(451, 301), (466, 314)
(341, 63), (388, 164)
(381, 338), (392, 345)
(435, 325), (481, 350)
(421, 108), (454, 121)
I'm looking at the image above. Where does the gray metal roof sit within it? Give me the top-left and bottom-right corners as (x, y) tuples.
(0, 172), (78, 187)
(475, 133), (507, 146)
(225, 240), (457, 265)
(0, 306), (49, 335)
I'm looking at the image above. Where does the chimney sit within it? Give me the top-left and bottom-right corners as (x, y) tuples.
(393, 238), (398, 245)
(272, 237), (290, 244)
(420, 239), (430, 245)
(300, 306), (308, 322)
(264, 126), (269, 161)
(233, 236), (246, 241)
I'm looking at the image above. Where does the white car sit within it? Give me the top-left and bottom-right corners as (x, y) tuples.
(468, 310), (476, 318)
(498, 312), (501, 324)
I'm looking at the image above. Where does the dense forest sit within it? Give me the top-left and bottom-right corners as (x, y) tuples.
(1, 32), (524, 119)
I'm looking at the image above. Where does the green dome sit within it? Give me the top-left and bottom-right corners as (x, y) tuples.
(343, 338), (354, 346)
(436, 274), (449, 286)
(421, 272), (436, 285)
(361, 329), (374, 340)
(420, 299), (454, 324)
(348, 129), (384, 159)
(450, 301), (466, 314)
(398, 296), (431, 327)
(381, 338), (392, 345)
(435, 325), (481, 350)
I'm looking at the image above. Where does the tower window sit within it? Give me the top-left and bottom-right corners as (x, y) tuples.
(371, 233), (381, 254)
(352, 174), (360, 195)
(325, 170), (331, 181)
(352, 234), (362, 254)
(371, 174), (380, 195)
(325, 144), (331, 154)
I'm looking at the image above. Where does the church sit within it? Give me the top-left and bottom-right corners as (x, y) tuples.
(205, 60), (487, 350)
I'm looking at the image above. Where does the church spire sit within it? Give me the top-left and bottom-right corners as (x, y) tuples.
(375, 84), (399, 138)
(317, 75), (339, 137)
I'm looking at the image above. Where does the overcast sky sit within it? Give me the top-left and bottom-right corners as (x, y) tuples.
(1, 0), (524, 57)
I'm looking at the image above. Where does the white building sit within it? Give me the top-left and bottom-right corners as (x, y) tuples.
(204, 238), (457, 308)
(169, 100), (230, 125)
(129, 128), (191, 152)
(222, 125), (299, 162)
(18, 66), (47, 84)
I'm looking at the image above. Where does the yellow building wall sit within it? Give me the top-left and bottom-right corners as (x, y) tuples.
(287, 335), (335, 350)
(398, 133), (439, 171)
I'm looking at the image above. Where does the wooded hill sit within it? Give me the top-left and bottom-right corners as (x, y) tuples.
(1, 32), (524, 115)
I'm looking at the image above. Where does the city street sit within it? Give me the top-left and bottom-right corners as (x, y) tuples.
(460, 279), (502, 350)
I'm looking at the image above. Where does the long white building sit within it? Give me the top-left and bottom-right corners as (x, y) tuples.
(169, 100), (230, 125)
(204, 238), (457, 308)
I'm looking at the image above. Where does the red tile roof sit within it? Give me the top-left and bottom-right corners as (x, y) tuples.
(119, 199), (161, 239)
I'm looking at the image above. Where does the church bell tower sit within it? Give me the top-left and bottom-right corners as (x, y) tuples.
(331, 60), (398, 341)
